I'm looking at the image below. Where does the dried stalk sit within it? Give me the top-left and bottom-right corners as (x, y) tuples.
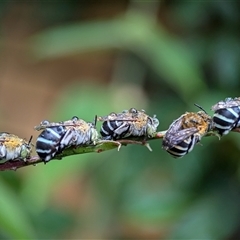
(0, 131), (166, 171)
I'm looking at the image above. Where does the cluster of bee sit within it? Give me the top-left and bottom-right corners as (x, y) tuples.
(162, 97), (240, 158)
(1, 97), (240, 164)
(0, 108), (159, 164)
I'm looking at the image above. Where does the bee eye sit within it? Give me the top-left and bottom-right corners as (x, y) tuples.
(56, 126), (63, 131)
(0, 132), (9, 136)
(71, 116), (79, 122)
(108, 113), (117, 120)
(129, 108), (137, 113)
(41, 120), (49, 125)
(153, 118), (159, 126)
(225, 97), (232, 102)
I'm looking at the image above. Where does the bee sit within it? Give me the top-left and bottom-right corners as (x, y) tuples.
(98, 108), (159, 140)
(162, 106), (213, 158)
(0, 132), (32, 162)
(211, 97), (240, 136)
(35, 116), (99, 163)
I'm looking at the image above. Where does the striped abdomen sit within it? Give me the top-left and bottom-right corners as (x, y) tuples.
(36, 126), (66, 162)
(164, 135), (198, 158)
(213, 106), (240, 135)
(100, 120), (130, 140)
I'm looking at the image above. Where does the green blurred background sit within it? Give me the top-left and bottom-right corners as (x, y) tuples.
(0, 1), (240, 239)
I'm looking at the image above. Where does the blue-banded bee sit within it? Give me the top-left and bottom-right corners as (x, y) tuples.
(98, 108), (159, 140)
(0, 132), (32, 162)
(211, 97), (240, 136)
(35, 116), (99, 163)
(162, 109), (213, 158)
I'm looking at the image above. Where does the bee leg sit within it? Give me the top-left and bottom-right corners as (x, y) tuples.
(143, 142), (152, 151)
(60, 129), (74, 148)
(114, 122), (130, 139)
(140, 136), (152, 151)
(0, 144), (6, 158)
(205, 130), (221, 139)
(117, 142), (122, 151)
(101, 135), (113, 140)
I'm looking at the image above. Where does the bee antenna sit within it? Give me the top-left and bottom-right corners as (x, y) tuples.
(194, 103), (207, 114)
(94, 115), (97, 126)
(28, 135), (33, 145)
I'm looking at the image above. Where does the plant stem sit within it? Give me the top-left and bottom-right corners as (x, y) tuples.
(0, 131), (166, 171)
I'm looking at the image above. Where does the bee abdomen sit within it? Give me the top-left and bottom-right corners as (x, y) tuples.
(213, 107), (240, 135)
(166, 135), (197, 158)
(36, 126), (66, 162)
(100, 121), (130, 140)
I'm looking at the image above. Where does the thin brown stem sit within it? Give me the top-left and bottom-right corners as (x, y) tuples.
(231, 128), (240, 133)
(0, 131), (166, 171)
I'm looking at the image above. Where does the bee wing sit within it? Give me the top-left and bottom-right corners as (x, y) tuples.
(35, 121), (80, 131)
(211, 98), (240, 111)
(164, 114), (189, 137)
(97, 112), (119, 121)
(169, 128), (198, 145)
(163, 116), (182, 148)
(98, 115), (137, 122)
(163, 125), (198, 149)
(34, 123), (59, 131)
